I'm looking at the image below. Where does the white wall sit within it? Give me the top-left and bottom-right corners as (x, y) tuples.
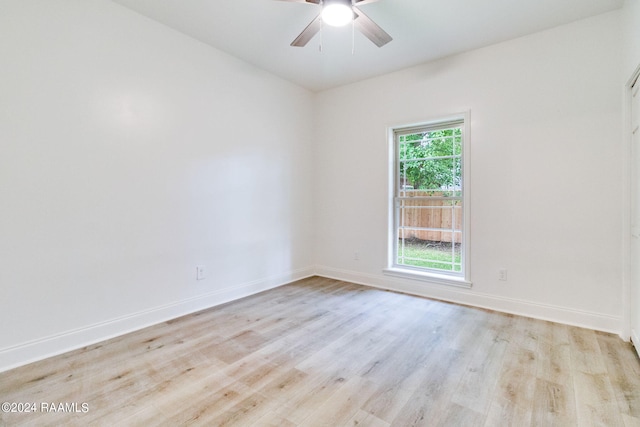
(623, 0), (640, 352)
(0, 0), (315, 371)
(623, 0), (640, 79)
(314, 11), (625, 333)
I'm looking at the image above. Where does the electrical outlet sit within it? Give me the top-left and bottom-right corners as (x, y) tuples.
(498, 268), (507, 281)
(196, 265), (206, 281)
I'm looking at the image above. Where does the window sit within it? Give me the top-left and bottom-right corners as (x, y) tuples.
(386, 114), (470, 287)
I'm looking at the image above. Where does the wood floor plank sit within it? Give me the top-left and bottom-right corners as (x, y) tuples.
(536, 329), (573, 386)
(344, 409), (391, 427)
(360, 386), (414, 424)
(146, 369), (238, 418)
(298, 376), (377, 427)
(530, 378), (576, 426)
(622, 413), (640, 427)
(596, 332), (640, 420)
(438, 402), (485, 427)
(271, 372), (352, 424)
(569, 326), (608, 375)
(250, 411), (298, 427)
(573, 370), (626, 427)
(389, 347), (467, 426)
(450, 323), (509, 415)
(482, 342), (538, 426)
(1, 277), (638, 426)
(390, 389), (443, 427)
(193, 390), (274, 426)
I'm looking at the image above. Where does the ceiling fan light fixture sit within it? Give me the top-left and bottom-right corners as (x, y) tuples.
(285, 0), (392, 48)
(321, 3), (353, 27)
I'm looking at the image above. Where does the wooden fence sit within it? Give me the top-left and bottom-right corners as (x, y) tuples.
(398, 191), (462, 243)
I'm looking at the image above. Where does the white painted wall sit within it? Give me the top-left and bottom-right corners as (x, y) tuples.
(314, 11), (625, 333)
(623, 0), (640, 353)
(0, 0), (314, 371)
(623, 0), (640, 79)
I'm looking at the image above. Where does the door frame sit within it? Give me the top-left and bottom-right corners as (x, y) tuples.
(623, 63), (640, 353)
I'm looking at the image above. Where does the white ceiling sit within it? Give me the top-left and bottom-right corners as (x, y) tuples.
(110, 0), (623, 91)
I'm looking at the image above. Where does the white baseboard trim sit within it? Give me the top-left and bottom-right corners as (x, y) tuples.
(632, 329), (640, 359)
(315, 266), (622, 336)
(0, 267), (315, 373)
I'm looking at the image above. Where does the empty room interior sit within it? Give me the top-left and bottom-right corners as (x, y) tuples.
(2, 0), (640, 425)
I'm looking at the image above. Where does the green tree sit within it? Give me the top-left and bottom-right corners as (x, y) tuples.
(399, 129), (461, 192)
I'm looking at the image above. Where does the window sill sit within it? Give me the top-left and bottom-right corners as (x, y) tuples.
(383, 268), (472, 289)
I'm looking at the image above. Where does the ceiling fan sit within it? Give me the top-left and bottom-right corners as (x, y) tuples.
(278, 0), (392, 48)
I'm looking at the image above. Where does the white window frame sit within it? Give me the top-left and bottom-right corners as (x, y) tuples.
(384, 112), (471, 288)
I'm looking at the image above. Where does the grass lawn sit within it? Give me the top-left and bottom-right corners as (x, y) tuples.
(397, 239), (461, 272)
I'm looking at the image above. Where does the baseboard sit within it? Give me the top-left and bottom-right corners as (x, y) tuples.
(315, 266), (622, 336)
(0, 267), (315, 373)
(632, 329), (640, 359)
(2, 265), (623, 373)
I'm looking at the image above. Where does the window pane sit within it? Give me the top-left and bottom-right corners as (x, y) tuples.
(399, 156), (461, 193)
(398, 199), (462, 236)
(397, 197), (462, 272)
(399, 128), (461, 158)
(397, 234), (461, 272)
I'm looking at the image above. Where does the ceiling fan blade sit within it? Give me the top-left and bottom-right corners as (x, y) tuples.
(275, 0), (321, 3)
(353, 7), (392, 47)
(291, 14), (322, 47)
(354, 0), (380, 5)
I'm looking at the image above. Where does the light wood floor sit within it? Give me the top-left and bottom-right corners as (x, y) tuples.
(1, 276), (640, 426)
